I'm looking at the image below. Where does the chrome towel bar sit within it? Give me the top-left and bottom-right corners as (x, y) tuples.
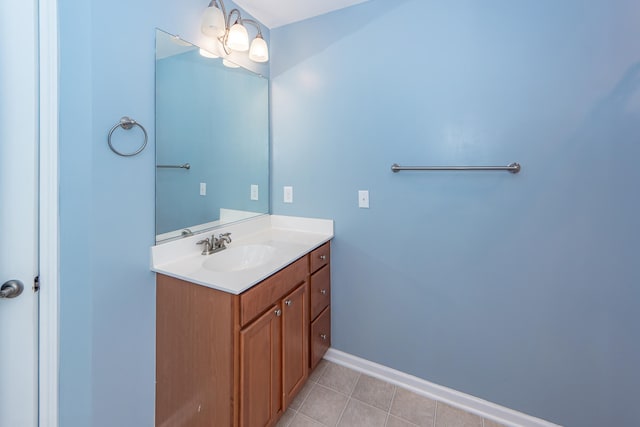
(391, 162), (521, 174)
(156, 163), (191, 170)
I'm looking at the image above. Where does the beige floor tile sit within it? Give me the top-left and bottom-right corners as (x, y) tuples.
(483, 419), (507, 427)
(351, 374), (396, 411)
(386, 415), (419, 427)
(286, 362), (511, 427)
(290, 380), (315, 411)
(389, 388), (436, 427)
(317, 362), (360, 395)
(276, 409), (297, 427)
(299, 384), (349, 426)
(309, 359), (329, 383)
(338, 399), (387, 427)
(435, 402), (482, 427)
(289, 412), (326, 427)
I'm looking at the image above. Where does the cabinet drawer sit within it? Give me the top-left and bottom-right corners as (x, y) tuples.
(310, 306), (331, 370)
(240, 256), (308, 327)
(310, 265), (330, 320)
(310, 242), (330, 273)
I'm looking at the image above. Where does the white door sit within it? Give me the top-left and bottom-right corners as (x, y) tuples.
(0, 0), (39, 426)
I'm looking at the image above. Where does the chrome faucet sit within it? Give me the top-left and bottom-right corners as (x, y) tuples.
(196, 233), (232, 255)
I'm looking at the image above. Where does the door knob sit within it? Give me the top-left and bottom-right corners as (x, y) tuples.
(1, 280), (24, 299)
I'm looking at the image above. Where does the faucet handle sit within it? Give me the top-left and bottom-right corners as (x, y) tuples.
(196, 238), (212, 255)
(211, 232), (231, 249)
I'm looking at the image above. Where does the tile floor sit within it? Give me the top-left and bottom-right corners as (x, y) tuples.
(276, 360), (507, 427)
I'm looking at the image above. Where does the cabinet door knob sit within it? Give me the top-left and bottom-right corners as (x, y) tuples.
(285, 299), (292, 307)
(275, 309), (282, 317)
(320, 334), (328, 341)
(319, 255), (326, 260)
(320, 289), (327, 295)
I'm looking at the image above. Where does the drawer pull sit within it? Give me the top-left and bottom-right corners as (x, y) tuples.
(319, 255), (327, 260)
(320, 289), (327, 295)
(320, 333), (328, 341)
(275, 309), (282, 317)
(285, 299), (292, 307)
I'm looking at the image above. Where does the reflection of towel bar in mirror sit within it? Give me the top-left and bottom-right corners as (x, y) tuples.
(156, 163), (191, 170)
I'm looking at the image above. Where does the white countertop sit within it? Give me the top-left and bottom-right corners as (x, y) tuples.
(151, 215), (334, 294)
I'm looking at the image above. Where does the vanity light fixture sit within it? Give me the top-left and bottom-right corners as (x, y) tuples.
(200, 0), (269, 63)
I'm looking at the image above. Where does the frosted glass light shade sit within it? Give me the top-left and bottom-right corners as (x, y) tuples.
(227, 23), (249, 51)
(201, 5), (225, 37)
(249, 36), (269, 62)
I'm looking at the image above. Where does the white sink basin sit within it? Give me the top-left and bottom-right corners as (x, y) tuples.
(202, 244), (277, 272)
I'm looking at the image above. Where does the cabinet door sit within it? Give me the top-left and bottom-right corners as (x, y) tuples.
(282, 283), (309, 407)
(240, 305), (282, 427)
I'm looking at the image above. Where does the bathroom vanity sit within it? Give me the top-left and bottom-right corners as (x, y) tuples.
(152, 215), (333, 427)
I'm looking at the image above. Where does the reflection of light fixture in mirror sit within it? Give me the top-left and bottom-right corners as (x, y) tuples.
(222, 58), (240, 68)
(199, 48), (219, 58)
(200, 0), (269, 63)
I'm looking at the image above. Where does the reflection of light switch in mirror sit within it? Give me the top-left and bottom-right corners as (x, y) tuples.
(284, 186), (293, 203)
(250, 185), (259, 201)
(200, 182), (206, 196)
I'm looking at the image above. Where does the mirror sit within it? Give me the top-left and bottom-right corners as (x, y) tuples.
(155, 29), (269, 243)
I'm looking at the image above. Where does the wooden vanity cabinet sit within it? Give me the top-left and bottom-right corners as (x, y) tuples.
(309, 242), (331, 369)
(157, 249), (320, 427)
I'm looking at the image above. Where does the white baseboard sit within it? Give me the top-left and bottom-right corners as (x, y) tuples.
(324, 349), (561, 427)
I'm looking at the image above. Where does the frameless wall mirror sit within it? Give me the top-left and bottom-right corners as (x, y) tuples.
(155, 29), (269, 243)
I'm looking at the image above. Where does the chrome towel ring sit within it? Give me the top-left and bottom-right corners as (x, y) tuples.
(107, 116), (148, 157)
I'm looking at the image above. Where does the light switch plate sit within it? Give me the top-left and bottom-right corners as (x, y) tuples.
(284, 186), (293, 203)
(250, 184), (259, 201)
(200, 182), (206, 196)
(358, 190), (369, 208)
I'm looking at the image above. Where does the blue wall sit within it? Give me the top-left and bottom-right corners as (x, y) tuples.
(58, 0), (268, 425)
(271, 1), (640, 426)
(156, 50), (269, 234)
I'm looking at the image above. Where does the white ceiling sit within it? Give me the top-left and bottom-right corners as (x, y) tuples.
(233, 0), (369, 29)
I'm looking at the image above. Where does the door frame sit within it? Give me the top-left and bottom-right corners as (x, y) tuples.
(39, 0), (59, 426)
